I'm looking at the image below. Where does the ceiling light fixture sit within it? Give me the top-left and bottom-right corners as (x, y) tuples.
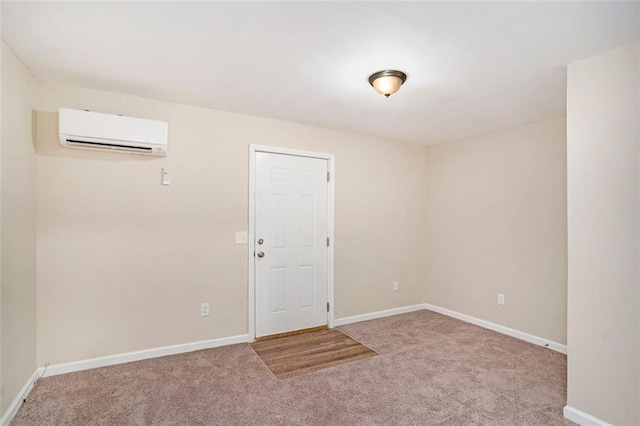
(368, 70), (407, 98)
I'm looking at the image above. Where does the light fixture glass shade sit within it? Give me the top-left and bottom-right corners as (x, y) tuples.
(372, 76), (403, 96)
(368, 70), (407, 97)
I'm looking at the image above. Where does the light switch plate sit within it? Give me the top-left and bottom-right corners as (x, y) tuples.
(162, 167), (171, 185)
(235, 231), (248, 244)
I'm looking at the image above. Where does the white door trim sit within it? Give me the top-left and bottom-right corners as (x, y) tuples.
(248, 144), (335, 341)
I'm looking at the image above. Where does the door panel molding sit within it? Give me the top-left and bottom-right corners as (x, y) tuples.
(248, 144), (335, 341)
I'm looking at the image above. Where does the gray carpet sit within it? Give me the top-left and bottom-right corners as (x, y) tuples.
(12, 310), (573, 425)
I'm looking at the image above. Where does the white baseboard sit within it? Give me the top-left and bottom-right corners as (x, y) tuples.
(563, 406), (611, 426)
(23, 303), (565, 379)
(423, 303), (567, 354)
(336, 303), (567, 355)
(43, 334), (250, 377)
(334, 303), (428, 326)
(1, 368), (43, 426)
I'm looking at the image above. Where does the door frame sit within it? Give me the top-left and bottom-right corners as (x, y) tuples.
(248, 144), (335, 341)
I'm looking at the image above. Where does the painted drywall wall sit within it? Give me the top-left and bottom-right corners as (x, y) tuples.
(36, 81), (428, 366)
(566, 41), (639, 425)
(424, 118), (568, 344)
(0, 41), (38, 415)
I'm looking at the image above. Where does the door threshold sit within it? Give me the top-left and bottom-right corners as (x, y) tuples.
(255, 325), (328, 342)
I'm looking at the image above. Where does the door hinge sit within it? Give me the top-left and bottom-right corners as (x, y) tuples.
(327, 172), (330, 182)
(327, 237), (330, 247)
(327, 302), (330, 312)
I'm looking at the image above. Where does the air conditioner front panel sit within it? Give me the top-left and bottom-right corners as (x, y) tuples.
(58, 108), (168, 156)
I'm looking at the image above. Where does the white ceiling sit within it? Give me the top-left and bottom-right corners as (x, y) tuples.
(2, 1), (639, 145)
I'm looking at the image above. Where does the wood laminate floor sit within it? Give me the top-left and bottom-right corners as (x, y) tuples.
(250, 328), (377, 379)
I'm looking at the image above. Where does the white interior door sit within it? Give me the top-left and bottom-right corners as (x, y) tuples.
(254, 152), (329, 337)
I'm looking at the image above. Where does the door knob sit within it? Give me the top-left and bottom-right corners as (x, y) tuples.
(257, 251), (265, 258)
(257, 238), (264, 245)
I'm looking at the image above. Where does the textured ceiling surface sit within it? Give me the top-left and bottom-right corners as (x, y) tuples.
(3, 1), (639, 145)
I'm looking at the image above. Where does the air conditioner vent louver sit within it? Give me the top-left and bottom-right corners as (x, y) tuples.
(65, 139), (153, 152)
(58, 108), (168, 156)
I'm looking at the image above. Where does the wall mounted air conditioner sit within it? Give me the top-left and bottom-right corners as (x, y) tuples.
(59, 108), (168, 156)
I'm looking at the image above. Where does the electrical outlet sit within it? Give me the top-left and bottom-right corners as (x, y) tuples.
(200, 302), (210, 317)
(497, 293), (505, 306)
(393, 281), (399, 291)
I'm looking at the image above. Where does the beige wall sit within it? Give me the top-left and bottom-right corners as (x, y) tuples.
(0, 41), (38, 415)
(36, 81), (428, 366)
(566, 41), (639, 425)
(424, 118), (568, 344)
(35, 80), (570, 367)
